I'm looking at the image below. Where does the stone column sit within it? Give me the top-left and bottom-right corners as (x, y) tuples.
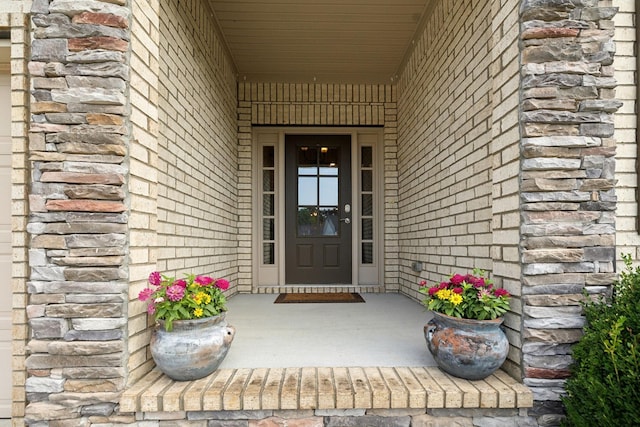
(519, 0), (620, 424)
(24, 0), (131, 423)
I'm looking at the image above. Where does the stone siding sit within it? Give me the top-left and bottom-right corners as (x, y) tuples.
(24, 0), (132, 424)
(236, 83), (399, 292)
(519, 0), (621, 424)
(396, 0), (494, 311)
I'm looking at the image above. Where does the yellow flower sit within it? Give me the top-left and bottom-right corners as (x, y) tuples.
(193, 291), (208, 305)
(436, 289), (451, 300)
(193, 307), (204, 317)
(449, 293), (463, 305)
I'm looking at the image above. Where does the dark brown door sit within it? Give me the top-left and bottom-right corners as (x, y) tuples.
(285, 135), (352, 284)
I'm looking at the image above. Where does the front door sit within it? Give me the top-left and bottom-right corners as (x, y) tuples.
(285, 135), (352, 284)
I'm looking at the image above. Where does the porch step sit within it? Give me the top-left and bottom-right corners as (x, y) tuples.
(120, 366), (533, 413)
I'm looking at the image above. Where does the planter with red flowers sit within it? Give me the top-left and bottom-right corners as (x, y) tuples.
(419, 269), (511, 380)
(138, 272), (235, 381)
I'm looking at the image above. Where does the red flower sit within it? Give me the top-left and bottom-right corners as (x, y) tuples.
(173, 279), (187, 288)
(450, 274), (464, 285)
(428, 286), (439, 296)
(195, 275), (214, 286)
(215, 278), (230, 291)
(419, 280), (427, 287)
(452, 287), (463, 294)
(494, 288), (510, 298)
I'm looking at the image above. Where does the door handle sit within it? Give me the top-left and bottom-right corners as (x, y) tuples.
(339, 218), (351, 224)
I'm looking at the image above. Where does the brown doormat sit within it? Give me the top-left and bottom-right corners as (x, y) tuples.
(274, 292), (365, 304)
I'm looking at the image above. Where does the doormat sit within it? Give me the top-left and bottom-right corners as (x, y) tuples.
(274, 292), (365, 304)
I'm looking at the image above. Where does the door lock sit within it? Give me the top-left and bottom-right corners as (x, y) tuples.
(339, 218), (351, 224)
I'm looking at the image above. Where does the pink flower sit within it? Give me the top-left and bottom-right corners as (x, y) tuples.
(147, 303), (156, 315)
(477, 289), (491, 299)
(494, 288), (510, 298)
(419, 280), (427, 287)
(215, 278), (229, 291)
(195, 275), (214, 286)
(439, 282), (448, 289)
(450, 274), (464, 285)
(173, 279), (187, 288)
(149, 271), (162, 286)
(138, 288), (153, 302)
(452, 287), (463, 294)
(428, 286), (439, 296)
(166, 284), (185, 301)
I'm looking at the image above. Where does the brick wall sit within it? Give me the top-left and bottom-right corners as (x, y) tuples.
(489, 0), (522, 379)
(396, 0), (494, 299)
(127, 0), (240, 382)
(4, 7), (30, 422)
(236, 83), (399, 291)
(126, 0), (160, 385)
(613, 0), (639, 259)
(155, 0), (238, 285)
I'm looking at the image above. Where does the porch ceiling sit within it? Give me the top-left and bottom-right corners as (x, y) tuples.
(207, 0), (432, 84)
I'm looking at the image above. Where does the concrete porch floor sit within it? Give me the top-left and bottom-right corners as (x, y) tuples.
(121, 292), (534, 414)
(219, 293), (436, 369)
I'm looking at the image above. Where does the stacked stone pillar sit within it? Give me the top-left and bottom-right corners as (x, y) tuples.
(519, 0), (620, 423)
(24, 0), (130, 423)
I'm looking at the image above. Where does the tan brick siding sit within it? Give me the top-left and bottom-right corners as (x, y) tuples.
(613, 0), (639, 260)
(156, 2), (238, 277)
(396, 0), (494, 299)
(127, 0), (161, 384)
(128, 0), (239, 381)
(6, 10), (30, 422)
(489, 0), (521, 377)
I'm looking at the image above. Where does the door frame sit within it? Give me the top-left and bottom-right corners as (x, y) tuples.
(252, 126), (384, 289)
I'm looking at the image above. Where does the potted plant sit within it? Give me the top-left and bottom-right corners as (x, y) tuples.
(419, 269), (511, 380)
(138, 271), (235, 381)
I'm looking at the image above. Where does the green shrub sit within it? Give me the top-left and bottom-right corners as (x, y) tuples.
(562, 254), (640, 426)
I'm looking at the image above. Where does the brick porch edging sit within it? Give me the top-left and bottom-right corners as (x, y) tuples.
(120, 367), (533, 413)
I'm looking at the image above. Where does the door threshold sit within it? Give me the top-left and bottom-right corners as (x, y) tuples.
(254, 285), (385, 294)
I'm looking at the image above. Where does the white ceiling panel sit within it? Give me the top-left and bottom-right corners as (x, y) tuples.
(208, 0), (432, 83)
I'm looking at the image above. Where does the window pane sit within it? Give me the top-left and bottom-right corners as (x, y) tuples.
(263, 146), (274, 168)
(297, 207), (318, 236)
(298, 177), (317, 205)
(263, 243), (274, 264)
(297, 207), (340, 237)
(362, 170), (372, 192)
(362, 242), (373, 264)
(319, 177), (338, 205)
(362, 218), (373, 240)
(362, 194), (373, 216)
(298, 147), (317, 165)
(361, 146), (372, 168)
(263, 170), (274, 192)
(298, 166), (318, 176)
(319, 167), (339, 176)
(263, 218), (274, 240)
(319, 147), (339, 167)
(263, 194), (274, 216)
